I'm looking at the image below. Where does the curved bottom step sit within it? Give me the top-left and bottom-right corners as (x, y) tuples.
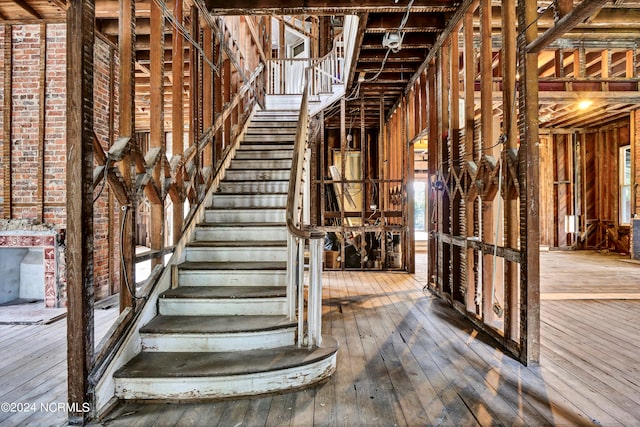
(114, 336), (338, 400)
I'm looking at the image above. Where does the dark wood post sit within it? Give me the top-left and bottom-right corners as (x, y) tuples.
(66, 0), (95, 423)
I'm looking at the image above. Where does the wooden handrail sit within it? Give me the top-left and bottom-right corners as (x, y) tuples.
(286, 68), (325, 240)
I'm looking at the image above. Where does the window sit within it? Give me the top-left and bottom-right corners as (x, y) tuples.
(620, 145), (631, 225)
(414, 181), (426, 231)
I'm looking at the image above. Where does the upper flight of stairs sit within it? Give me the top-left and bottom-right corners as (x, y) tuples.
(113, 110), (338, 401)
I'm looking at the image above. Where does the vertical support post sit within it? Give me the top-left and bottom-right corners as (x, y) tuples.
(340, 96), (346, 242)
(427, 60), (438, 288)
(108, 45), (117, 296)
(172, 0), (184, 242)
(150, 0), (165, 268)
(189, 6), (200, 161)
(450, 26), (461, 298)
(66, 0), (94, 423)
(519, 0), (541, 364)
(214, 33), (223, 165)
(503, 0), (519, 341)
(203, 26), (213, 168)
(38, 23), (47, 223)
(438, 40), (451, 295)
(463, 6), (476, 312)
(118, 0), (136, 311)
(309, 238), (323, 347)
(298, 237), (305, 341)
(287, 233), (297, 322)
(3, 25), (12, 219)
(406, 94), (416, 273)
(480, 0), (494, 320)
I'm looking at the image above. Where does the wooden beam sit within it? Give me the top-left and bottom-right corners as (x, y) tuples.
(3, 25), (12, 219)
(519, 0), (541, 365)
(13, 0), (42, 19)
(38, 23), (47, 222)
(463, 5), (476, 314)
(526, 0), (609, 54)
(480, 0), (494, 322)
(150, 0), (165, 268)
(203, 25), (213, 168)
(204, 0), (459, 14)
(172, 0), (184, 243)
(65, 0), (94, 424)
(389, 0), (478, 121)
(118, 0), (136, 311)
(502, 0), (518, 343)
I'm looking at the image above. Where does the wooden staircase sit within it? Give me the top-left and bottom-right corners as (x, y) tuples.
(113, 110), (338, 401)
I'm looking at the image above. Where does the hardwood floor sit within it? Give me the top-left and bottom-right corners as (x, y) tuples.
(1, 250), (639, 426)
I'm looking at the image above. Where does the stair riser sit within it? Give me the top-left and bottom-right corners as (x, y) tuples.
(245, 128), (297, 135)
(242, 135), (295, 143)
(247, 123), (298, 130)
(224, 170), (289, 181)
(210, 195), (286, 209)
(140, 329), (296, 352)
(234, 150), (293, 160)
(239, 144), (294, 151)
(114, 353), (337, 400)
(159, 298), (287, 316)
(217, 182), (288, 194)
(195, 226), (287, 241)
(178, 270), (286, 287)
(205, 209), (286, 223)
(185, 247), (287, 263)
(230, 159), (292, 169)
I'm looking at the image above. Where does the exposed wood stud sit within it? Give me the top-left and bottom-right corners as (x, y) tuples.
(117, 0), (136, 311)
(37, 23), (47, 223)
(65, 0), (95, 423)
(502, 0), (519, 341)
(3, 25), (12, 219)
(150, 0), (165, 268)
(519, 0), (541, 365)
(172, 0), (185, 243)
(480, 0), (494, 323)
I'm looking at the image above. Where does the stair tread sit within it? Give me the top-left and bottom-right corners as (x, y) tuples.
(197, 222), (285, 227)
(140, 314), (295, 334)
(220, 179), (289, 182)
(213, 192), (287, 196)
(205, 207), (285, 211)
(114, 336), (338, 378)
(161, 286), (286, 299)
(178, 261), (287, 271)
(187, 240), (286, 248)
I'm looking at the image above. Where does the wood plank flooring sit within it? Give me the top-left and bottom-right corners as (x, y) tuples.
(1, 250), (639, 426)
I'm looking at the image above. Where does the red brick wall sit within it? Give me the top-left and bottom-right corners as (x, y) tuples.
(634, 110), (640, 218)
(0, 25), (4, 214)
(93, 36), (120, 299)
(44, 24), (67, 227)
(0, 24), (120, 303)
(9, 25), (42, 220)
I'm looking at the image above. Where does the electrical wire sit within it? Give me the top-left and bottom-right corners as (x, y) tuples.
(93, 158), (111, 204)
(120, 205), (146, 301)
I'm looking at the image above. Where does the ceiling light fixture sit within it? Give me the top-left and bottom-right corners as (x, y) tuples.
(578, 100), (593, 110)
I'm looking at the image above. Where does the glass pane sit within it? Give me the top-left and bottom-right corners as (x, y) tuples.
(414, 182), (426, 231)
(623, 147), (631, 185)
(621, 186), (631, 225)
